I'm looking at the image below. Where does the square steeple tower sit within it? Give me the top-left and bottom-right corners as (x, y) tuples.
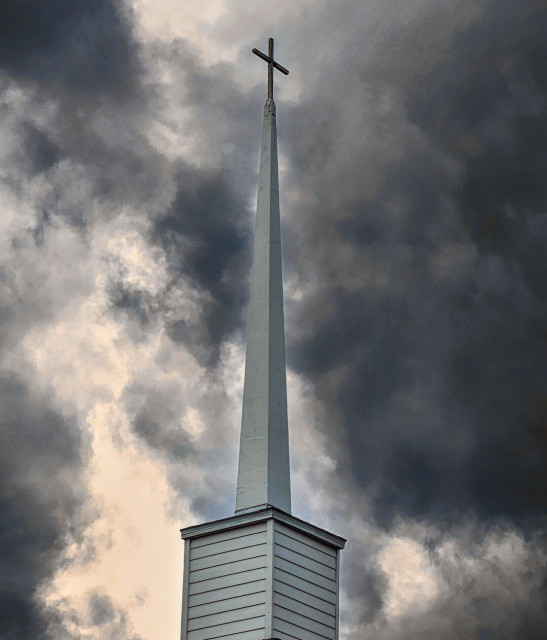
(181, 508), (345, 640)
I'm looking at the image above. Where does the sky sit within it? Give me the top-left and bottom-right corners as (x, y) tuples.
(0, 1), (546, 639)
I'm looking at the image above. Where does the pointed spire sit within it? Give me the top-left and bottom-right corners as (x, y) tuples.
(235, 40), (290, 514)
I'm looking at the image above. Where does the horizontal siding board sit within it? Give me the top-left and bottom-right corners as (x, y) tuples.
(275, 522), (336, 558)
(187, 615), (264, 640)
(273, 615), (335, 640)
(191, 543), (267, 571)
(191, 522), (267, 550)
(191, 532), (266, 560)
(274, 579), (336, 616)
(275, 606), (335, 639)
(190, 556), (267, 583)
(188, 603), (265, 631)
(274, 544), (336, 581)
(274, 557), (336, 593)
(273, 568), (337, 605)
(188, 630), (265, 640)
(275, 531), (336, 569)
(189, 591), (266, 619)
(188, 580), (266, 607)
(273, 587), (336, 621)
(189, 568), (267, 595)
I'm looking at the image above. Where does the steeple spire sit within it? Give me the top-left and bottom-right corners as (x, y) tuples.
(235, 38), (291, 514)
(180, 45), (345, 640)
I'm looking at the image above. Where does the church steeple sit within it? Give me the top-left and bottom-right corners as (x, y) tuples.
(236, 38), (291, 514)
(180, 41), (345, 640)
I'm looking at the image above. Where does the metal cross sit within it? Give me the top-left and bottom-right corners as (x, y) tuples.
(252, 38), (289, 100)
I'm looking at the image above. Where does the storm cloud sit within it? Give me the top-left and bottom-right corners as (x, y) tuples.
(0, 0), (545, 639)
(0, 377), (89, 637)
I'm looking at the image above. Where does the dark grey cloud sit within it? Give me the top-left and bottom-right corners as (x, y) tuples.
(283, 0), (547, 531)
(0, 5), (150, 637)
(109, 4), (547, 633)
(22, 123), (63, 177)
(0, 376), (89, 638)
(126, 382), (195, 460)
(0, 0), (141, 97)
(151, 165), (251, 365)
(268, 1), (547, 634)
(47, 590), (144, 640)
(1, 0), (546, 637)
(104, 39), (264, 364)
(373, 523), (547, 640)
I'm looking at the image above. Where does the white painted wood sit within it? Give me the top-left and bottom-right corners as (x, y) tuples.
(273, 592), (335, 628)
(275, 530), (336, 567)
(275, 521), (337, 557)
(236, 97), (291, 514)
(180, 539), (190, 640)
(188, 568), (267, 596)
(274, 556), (336, 593)
(335, 548), (340, 640)
(273, 567), (337, 605)
(191, 531), (266, 559)
(181, 507), (345, 550)
(191, 543), (267, 571)
(188, 603), (266, 631)
(190, 522), (267, 549)
(188, 580), (266, 607)
(187, 615), (265, 640)
(181, 510), (344, 640)
(188, 630), (264, 640)
(264, 517), (274, 637)
(271, 517), (339, 640)
(190, 555), (267, 583)
(274, 543), (337, 581)
(189, 591), (266, 619)
(273, 583), (336, 618)
(274, 605), (336, 639)
(273, 616), (335, 640)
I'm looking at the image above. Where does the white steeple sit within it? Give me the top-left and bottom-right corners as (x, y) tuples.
(236, 44), (290, 512)
(180, 41), (345, 640)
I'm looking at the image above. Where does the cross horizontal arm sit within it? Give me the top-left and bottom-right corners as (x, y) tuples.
(273, 60), (289, 76)
(252, 48), (289, 75)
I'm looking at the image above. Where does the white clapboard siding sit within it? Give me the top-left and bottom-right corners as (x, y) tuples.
(190, 543), (267, 571)
(187, 615), (265, 640)
(188, 603), (266, 631)
(272, 520), (338, 640)
(274, 592), (335, 628)
(274, 579), (336, 616)
(190, 554), (267, 583)
(190, 531), (266, 559)
(181, 509), (345, 640)
(185, 522), (268, 640)
(190, 591), (266, 619)
(191, 522), (267, 550)
(188, 579), (266, 607)
(275, 530), (336, 568)
(275, 522), (337, 556)
(274, 556), (335, 593)
(188, 569), (266, 596)
(273, 567), (337, 604)
(274, 544), (336, 581)
(274, 616), (336, 640)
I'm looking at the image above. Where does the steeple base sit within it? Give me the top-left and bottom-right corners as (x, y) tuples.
(180, 507), (345, 640)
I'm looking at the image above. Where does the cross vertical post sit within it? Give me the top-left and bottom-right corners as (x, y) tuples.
(268, 38), (274, 101)
(252, 37), (289, 101)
